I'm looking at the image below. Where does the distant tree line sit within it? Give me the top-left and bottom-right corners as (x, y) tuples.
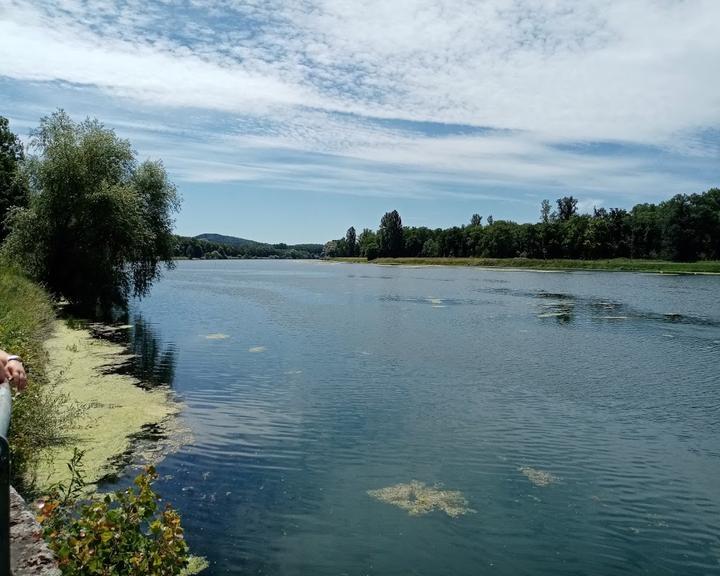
(174, 236), (323, 260)
(325, 190), (720, 262)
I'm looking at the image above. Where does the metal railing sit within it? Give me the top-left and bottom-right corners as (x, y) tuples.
(0, 380), (11, 576)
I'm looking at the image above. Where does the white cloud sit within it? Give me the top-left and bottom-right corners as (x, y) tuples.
(3, 0), (720, 142)
(1, 0), (718, 207)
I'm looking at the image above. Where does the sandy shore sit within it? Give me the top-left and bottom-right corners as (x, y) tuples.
(36, 320), (186, 490)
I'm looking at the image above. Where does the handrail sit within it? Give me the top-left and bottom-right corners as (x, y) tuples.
(0, 380), (12, 576)
(0, 381), (11, 438)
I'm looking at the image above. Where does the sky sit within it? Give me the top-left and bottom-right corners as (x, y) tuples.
(1, 0), (719, 244)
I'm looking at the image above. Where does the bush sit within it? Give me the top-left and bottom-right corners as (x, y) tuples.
(39, 450), (192, 576)
(365, 241), (379, 261)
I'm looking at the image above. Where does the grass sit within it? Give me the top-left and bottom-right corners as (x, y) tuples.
(330, 257), (720, 274)
(0, 268), (81, 492)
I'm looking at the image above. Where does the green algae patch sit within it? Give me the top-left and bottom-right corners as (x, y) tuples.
(367, 481), (475, 517)
(181, 555), (210, 575)
(519, 466), (558, 487)
(37, 321), (185, 490)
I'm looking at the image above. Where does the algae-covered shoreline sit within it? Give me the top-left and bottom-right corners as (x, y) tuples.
(37, 320), (188, 490)
(329, 257), (720, 274)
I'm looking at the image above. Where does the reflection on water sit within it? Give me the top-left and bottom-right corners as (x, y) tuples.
(124, 261), (720, 576)
(130, 316), (177, 388)
(94, 314), (177, 389)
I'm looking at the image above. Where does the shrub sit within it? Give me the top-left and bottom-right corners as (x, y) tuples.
(39, 450), (191, 576)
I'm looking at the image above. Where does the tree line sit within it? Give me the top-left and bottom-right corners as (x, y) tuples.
(174, 236), (323, 260)
(325, 191), (720, 262)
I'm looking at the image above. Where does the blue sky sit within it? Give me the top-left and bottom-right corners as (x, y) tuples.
(1, 0), (719, 244)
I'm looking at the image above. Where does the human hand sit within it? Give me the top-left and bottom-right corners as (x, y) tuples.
(6, 359), (27, 391)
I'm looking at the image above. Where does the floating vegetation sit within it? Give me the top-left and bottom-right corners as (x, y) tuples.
(519, 466), (558, 487)
(180, 555), (210, 576)
(537, 299), (574, 321)
(367, 481), (475, 517)
(537, 312), (570, 318)
(534, 291), (574, 300)
(40, 321), (185, 490)
(204, 333), (229, 340)
(248, 346), (267, 353)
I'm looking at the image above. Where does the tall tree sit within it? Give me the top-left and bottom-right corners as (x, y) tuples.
(0, 116), (29, 241)
(556, 196), (578, 221)
(540, 199), (552, 224)
(470, 213), (483, 227)
(345, 226), (357, 257)
(1, 111), (180, 313)
(378, 210), (404, 257)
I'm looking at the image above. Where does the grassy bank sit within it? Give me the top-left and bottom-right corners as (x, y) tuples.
(0, 269), (77, 490)
(330, 257), (720, 274)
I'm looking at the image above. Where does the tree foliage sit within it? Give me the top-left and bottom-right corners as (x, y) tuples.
(378, 210), (404, 257)
(556, 196), (578, 221)
(326, 189), (720, 262)
(0, 116), (29, 241)
(1, 111), (179, 313)
(175, 236), (322, 260)
(345, 226), (357, 257)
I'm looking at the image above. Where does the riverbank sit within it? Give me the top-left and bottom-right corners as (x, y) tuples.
(330, 257), (720, 274)
(37, 320), (187, 490)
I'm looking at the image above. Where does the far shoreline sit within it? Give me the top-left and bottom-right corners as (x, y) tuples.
(327, 257), (720, 275)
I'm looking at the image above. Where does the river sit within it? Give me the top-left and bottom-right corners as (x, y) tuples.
(124, 260), (720, 575)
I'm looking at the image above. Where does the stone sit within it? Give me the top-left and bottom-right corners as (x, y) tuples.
(9, 486), (60, 576)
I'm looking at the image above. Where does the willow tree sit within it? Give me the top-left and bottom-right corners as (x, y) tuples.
(2, 111), (180, 313)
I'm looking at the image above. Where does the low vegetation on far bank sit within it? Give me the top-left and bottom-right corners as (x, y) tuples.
(330, 257), (720, 274)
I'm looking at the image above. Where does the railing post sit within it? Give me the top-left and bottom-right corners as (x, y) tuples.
(0, 436), (9, 576)
(0, 380), (12, 576)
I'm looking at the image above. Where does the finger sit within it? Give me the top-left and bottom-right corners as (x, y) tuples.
(7, 364), (24, 377)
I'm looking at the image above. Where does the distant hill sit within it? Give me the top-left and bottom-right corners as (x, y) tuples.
(195, 233), (261, 248)
(175, 233), (323, 260)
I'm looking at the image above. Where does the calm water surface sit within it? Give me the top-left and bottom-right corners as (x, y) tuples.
(124, 260), (720, 575)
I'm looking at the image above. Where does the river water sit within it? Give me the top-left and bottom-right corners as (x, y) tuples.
(125, 260), (720, 575)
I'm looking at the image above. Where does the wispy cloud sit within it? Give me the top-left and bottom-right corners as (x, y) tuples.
(1, 0), (718, 219)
